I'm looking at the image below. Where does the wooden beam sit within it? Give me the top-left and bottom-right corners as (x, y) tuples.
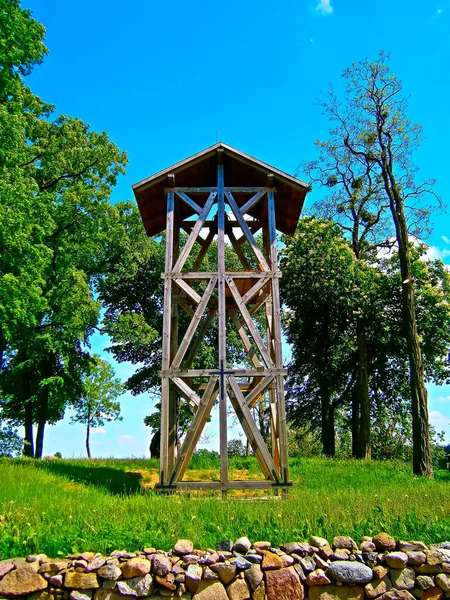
(228, 376), (279, 481)
(242, 274), (271, 306)
(172, 192), (217, 272)
(226, 277), (274, 368)
(192, 229), (215, 272)
(184, 308), (217, 370)
(227, 228), (252, 271)
(171, 277), (217, 369)
(162, 367), (287, 377)
(175, 191), (202, 214)
(245, 375), (275, 408)
(167, 272), (280, 280)
(217, 151), (228, 489)
(240, 190), (267, 215)
(174, 278), (202, 305)
(168, 376), (218, 484)
(171, 377), (201, 409)
(228, 308), (261, 368)
(225, 190), (270, 272)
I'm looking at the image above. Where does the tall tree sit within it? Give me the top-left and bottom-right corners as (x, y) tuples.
(315, 53), (441, 476)
(70, 356), (123, 459)
(0, 0), (129, 456)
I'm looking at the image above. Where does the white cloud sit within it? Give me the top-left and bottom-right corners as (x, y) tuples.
(434, 396), (450, 405)
(429, 410), (449, 430)
(91, 427), (106, 435)
(316, 0), (333, 16)
(423, 246), (450, 261)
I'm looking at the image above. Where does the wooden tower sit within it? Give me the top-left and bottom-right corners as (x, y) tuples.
(133, 143), (309, 492)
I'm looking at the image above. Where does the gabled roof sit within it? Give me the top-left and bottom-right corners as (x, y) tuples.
(132, 142), (309, 237)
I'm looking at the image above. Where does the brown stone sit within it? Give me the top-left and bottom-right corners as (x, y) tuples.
(0, 565), (47, 596)
(93, 591), (123, 600)
(252, 581), (265, 600)
(193, 579), (229, 600)
(310, 537), (329, 548)
(156, 575), (177, 591)
(265, 566), (304, 600)
(262, 551), (285, 571)
(333, 537), (358, 552)
(210, 563), (237, 585)
(422, 588), (443, 600)
(121, 557), (150, 578)
(365, 577), (392, 599)
(226, 578), (249, 600)
(399, 543), (428, 553)
(379, 591), (416, 600)
(386, 554), (409, 569)
(64, 571), (99, 590)
(252, 542), (271, 551)
(309, 584), (364, 600)
(415, 565), (442, 575)
(374, 533), (397, 552)
(174, 539), (194, 556)
(436, 575), (450, 592)
(361, 542), (377, 553)
(373, 567), (390, 579)
(307, 569), (331, 586)
(39, 561), (71, 574)
(408, 553), (427, 566)
(0, 563), (14, 579)
(426, 552), (444, 566)
(391, 568), (416, 590)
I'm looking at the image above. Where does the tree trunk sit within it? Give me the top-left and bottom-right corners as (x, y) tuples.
(23, 400), (34, 458)
(385, 178), (433, 477)
(320, 381), (335, 456)
(357, 320), (371, 459)
(351, 383), (360, 458)
(86, 422), (91, 459)
(35, 419), (46, 459)
(35, 387), (49, 460)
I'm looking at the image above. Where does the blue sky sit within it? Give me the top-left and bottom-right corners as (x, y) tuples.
(23, 0), (450, 457)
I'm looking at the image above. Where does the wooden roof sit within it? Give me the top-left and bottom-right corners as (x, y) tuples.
(132, 142), (309, 237)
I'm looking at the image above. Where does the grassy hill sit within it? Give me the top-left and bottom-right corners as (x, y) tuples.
(1, 456), (449, 559)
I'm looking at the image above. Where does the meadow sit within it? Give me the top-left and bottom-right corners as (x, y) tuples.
(1, 456), (450, 559)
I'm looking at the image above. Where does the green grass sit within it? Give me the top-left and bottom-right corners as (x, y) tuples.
(1, 456), (450, 559)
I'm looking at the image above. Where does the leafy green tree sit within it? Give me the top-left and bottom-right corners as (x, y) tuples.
(317, 53), (442, 476)
(70, 356), (123, 458)
(0, 422), (23, 457)
(0, 0), (129, 457)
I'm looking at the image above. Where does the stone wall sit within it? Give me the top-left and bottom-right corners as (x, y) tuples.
(1, 533), (450, 600)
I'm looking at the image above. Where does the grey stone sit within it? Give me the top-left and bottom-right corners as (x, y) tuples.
(70, 592), (93, 600)
(116, 574), (153, 597)
(244, 564), (263, 591)
(230, 556), (252, 570)
(216, 541), (233, 553)
(300, 556), (316, 573)
(97, 564), (121, 581)
(416, 577), (435, 590)
(436, 574), (450, 592)
(386, 554), (409, 569)
(311, 537), (330, 548)
(244, 553), (262, 564)
(86, 557), (106, 573)
(233, 537), (251, 554)
(327, 561), (373, 584)
(391, 568), (416, 591)
(152, 554), (171, 577)
(333, 537), (358, 552)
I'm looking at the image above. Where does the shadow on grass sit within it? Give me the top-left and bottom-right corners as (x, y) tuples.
(32, 461), (144, 495)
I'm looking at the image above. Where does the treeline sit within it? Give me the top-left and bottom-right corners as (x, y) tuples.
(1, 2), (449, 476)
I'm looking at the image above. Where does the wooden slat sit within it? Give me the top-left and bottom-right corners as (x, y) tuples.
(217, 154), (228, 488)
(225, 190), (270, 272)
(226, 277), (274, 368)
(173, 480), (279, 491)
(163, 368), (287, 377)
(228, 308), (261, 368)
(168, 272), (279, 280)
(174, 278), (202, 304)
(249, 293), (269, 316)
(171, 377), (200, 409)
(175, 191), (201, 214)
(172, 192), (217, 272)
(242, 274), (271, 305)
(168, 376), (218, 484)
(171, 277), (217, 369)
(192, 229), (215, 272)
(245, 375), (275, 408)
(240, 190), (267, 215)
(228, 376), (279, 481)
(177, 301), (195, 317)
(268, 190), (289, 483)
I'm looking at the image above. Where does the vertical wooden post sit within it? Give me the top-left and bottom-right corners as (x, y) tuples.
(160, 182), (175, 485)
(267, 188), (289, 486)
(168, 200), (180, 474)
(217, 149), (228, 490)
